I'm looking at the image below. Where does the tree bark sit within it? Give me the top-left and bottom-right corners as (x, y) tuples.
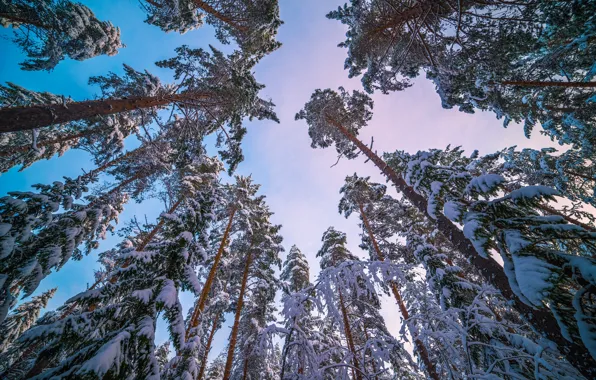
(327, 116), (596, 378)
(193, 0), (248, 32)
(242, 356), (249, 380)
(502, 80), (596, 88)
(359, 204), (440, 380)
(186, 208), (236, 340)
(338, 289), (362, 380)
(223, 250), (253, 380)
(197, 312), (222, 380)
(0, 92), (211, 134)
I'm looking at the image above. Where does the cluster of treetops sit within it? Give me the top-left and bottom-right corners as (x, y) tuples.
(0, 0), (595, 379)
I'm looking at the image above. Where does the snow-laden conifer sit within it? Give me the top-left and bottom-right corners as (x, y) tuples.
(0, 288), (55, 353)
(328, 0), (596, 159)
(296, 88), (596, 376)
(0, 0), (123, 71)
(14, 153), (225, 378)
(143, 0), (282, 58)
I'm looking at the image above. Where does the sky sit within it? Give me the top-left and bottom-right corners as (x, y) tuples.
(0, 0), (555, 366)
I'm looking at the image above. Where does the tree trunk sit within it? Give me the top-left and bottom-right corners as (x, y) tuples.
(359, 204), (440, 380)
(197, 312), (222, 380)
(338, 289), (362, 380)
(223, 250), (253, 380)
(502, 80), (596, 88)
(0, 92), (211, 133)
(186, 208), (236, 340)
(242, 356), (249, 380)
(193, 0), (248, 32)
(327, 116), (596, 378)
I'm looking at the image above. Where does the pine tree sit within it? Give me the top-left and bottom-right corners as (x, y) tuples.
(219, 188), (283, 379)
(0, 66), (159, 173)
(350, 174), (585, 378)
(0, 45), (278, 173)
(0, 288), (55, 352)
(339, 174), (438, 379)
(206, 351), (226, 379)
(384, 145), (596, 363)
(0, 0), (123, 71)
(15, 153), (225, 378)
(143, 0), (282, 58)
(327, 0), (596, 159)
(296, 87), (596, 377)
(315, 227), (415, 380)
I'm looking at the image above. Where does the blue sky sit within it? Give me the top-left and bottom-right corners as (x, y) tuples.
(0, 0), (554, 364)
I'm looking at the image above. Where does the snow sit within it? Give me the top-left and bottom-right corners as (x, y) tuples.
(511, 254), (556, 307)
(77, 330), (131, 377)
(465, 174), (504, 194)
(443, 201), (462, 221)
(156, 280), (178, 308)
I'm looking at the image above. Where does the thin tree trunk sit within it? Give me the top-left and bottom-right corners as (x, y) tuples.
(326, 116), (596, 378)
(242, 356), (249, 380)
(0, 92), (211, 133)
(338, 289), (362, 380)
(502, 80), (596, 88)
(223, 250), (253, 380)
(186, 208), (236, 340)
(193, 0), (248, 32)
(197, 311), (223, 380)
(359, 204), (440, 380)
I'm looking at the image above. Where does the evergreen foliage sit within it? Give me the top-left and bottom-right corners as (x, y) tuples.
(0, 0), (123, 71)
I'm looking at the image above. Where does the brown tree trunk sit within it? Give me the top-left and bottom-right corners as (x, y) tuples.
(242, 356), (249, 380)
(197, 312), (223, 380)
(186, 208), (236, 340)
(502, 80), (596, 88)
(193, 0), (248, 32)
(359, 204), (440, 380)
(326, 116), (596, 378)
(338, 289), (362, 380)
(223, 250), (253, 380)
(0, 92), (211, 133)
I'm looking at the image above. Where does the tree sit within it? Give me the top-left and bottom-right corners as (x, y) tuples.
(142, 0), (282, 58)
(352, 174), (584, 378)
(222, 195), (283, 379)
(0, 288), (55, 352)
(338, 174), (439, 380)
(296, 87), (596, 377)
(385, 145), (596, 363)
(0, 45), (278, 173)
(0, 75), (145, 173)
(314, 227), (417, 380)
(328, 0), (596, 159)
(0, 0), (123, 71)
(16, 153), (225, 378)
